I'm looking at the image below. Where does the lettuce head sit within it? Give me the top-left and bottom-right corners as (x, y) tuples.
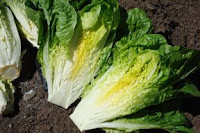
(37, 0), (120, 109)
(70, 8), (200, 131)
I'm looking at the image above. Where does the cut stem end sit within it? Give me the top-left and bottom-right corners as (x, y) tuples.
(0, 65), (20, 80)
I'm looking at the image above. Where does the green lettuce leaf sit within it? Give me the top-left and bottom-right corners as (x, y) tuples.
(4, 0), (44, 48)
(104, 100), (193, 133)
(0, 78), (15, 115)
(69, 0), (91, 11)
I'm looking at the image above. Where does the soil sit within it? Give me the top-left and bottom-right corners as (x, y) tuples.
(1, 0), (200, 133)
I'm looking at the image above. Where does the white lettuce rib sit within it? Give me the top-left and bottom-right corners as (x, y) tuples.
(47, 49), (101, 108)
(70, 52), (161, 131)
(85, 122), (160, 131)
(0, 79), (15, 115)
(0, 89), (7, 115)
(69, 66), (124, 131)
(45, 25), (109, 108)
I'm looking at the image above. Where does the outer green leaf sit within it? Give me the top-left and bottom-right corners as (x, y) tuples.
(178, 83), (200, 97)
(4, 0), (43, 48)
(0, 78), (15, 115)
(127, 8), (152, 39)
(104, 101), (192, 133)
(69, 0), (92, 11)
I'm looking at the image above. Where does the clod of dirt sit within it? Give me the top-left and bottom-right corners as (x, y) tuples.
(23, 90), (36, 101)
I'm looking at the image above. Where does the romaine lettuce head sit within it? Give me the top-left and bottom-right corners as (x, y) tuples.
(0, 78), (15, 115)
(70, 8), (200, 131)
(37, 0), (120, 109)
(4, 0), (43, 48)
(0, 4), (21, 80)
(36, 0), (77, 108)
